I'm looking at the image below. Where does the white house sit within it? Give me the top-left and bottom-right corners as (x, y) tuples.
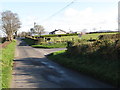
(49, 29), (67, 34)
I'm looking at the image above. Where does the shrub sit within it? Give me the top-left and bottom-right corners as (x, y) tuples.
(66, 38), (119, 61)
(0, 37), (6, 43)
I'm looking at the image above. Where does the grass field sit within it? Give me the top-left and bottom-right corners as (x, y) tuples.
(48, 32), (117, 42)
(1, 40), (16, 88)
(81, 32), (117, 39)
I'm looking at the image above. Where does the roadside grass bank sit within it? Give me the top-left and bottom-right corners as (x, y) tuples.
(1, 40), (16, 88)
(47, 39), (120, 87)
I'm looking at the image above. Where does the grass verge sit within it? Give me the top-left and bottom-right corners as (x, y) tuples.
(47, 50), (119, 87)
(32, 43), (67, 48)
(1, 40), (16, 88)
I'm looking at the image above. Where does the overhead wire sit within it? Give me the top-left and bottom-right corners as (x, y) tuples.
(41, 0), (76, 23)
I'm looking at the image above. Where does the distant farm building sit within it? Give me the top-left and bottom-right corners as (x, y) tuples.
(49, 29), (67, 34)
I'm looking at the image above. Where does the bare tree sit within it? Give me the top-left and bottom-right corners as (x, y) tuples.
(34, 25), (45, 36)
(30, 28), (35, 35)
(1, 10), (21, 41)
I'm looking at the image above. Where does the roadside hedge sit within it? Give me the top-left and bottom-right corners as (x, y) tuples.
(48, 38), (120, 87)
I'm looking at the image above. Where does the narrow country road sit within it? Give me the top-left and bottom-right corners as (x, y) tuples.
(11, 38), (114, 88)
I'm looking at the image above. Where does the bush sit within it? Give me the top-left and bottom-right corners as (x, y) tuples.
(66, 39), (119, 61)
(0, 37), (6, 43)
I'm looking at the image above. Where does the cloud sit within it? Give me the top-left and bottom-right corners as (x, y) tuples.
(41, 7), (117, 32)
(19, 16), (40, 32)
(19, 6), (117, 33)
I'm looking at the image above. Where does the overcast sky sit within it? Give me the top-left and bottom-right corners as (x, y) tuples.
(0, 0), (119, 34)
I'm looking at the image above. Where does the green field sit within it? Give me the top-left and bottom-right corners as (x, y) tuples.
(1, 40), (16, 88)
(49, 32), (117, 42)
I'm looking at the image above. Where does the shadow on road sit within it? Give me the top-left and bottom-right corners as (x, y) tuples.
(12, 57), (77, 88)
(12, 57), (114, 88)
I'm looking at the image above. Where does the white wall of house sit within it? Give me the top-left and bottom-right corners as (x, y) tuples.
(55, 31), (66, 34)
(76, 31), (82, 34)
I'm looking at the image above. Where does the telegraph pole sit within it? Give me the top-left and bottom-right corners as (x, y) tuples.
(118, 1), (120, 32)
(34, 22), (36, 28)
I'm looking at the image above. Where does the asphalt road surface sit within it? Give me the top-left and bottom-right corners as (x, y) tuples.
(11, 38), (114, 88)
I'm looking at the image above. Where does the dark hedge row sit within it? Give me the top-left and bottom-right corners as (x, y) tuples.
(0, 37), (6, 43)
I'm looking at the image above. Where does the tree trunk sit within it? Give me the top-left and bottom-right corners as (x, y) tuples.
(7, 34), (13, 41)
(10, 35), (14, 41)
